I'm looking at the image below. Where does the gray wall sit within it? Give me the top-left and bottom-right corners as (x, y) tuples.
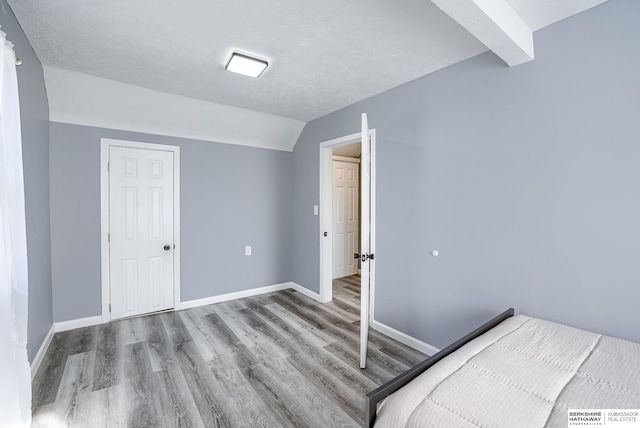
(50, 123), (292, 321)
(1, 1), (53, 362)
(292, 0), (640, 349)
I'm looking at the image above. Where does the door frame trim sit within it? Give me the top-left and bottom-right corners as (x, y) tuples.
(319, 129), (376, 326)
(99, 138), (181, 322)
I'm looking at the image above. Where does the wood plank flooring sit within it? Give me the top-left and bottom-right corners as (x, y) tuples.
(32, 276), (426, 427)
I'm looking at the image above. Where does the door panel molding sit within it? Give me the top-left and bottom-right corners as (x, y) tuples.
(100, 138), (181, 322)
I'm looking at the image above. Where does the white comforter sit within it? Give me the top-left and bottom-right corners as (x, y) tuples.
(375, 315), (640, 427)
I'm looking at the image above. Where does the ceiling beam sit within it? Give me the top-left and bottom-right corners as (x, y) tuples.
(430, 0), (534, 66)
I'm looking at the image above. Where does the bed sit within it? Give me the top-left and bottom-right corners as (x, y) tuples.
(366, 308), (640, 427)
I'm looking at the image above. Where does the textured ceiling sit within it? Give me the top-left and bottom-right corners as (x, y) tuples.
(8, 0), (609, 128)
(8, 0), (488, 122)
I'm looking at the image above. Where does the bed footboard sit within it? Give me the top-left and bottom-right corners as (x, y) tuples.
(364, 308), (515, 428)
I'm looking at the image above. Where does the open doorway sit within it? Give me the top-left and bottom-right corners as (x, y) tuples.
(319, 115), (376, 367)
(332, 142), (361, 280)
(331, 143), (362, 326)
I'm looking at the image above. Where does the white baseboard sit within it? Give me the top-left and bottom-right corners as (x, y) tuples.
(178, 282), (291, 310)
(49, 283), (294, 334)
(30, 324), (55, 380)
(372, 320), (440, 356)
(55, 315), (104, 332)
(35, 282), (439, 379)
(288, 282), (439, 357)
(288, 282), (324, 302)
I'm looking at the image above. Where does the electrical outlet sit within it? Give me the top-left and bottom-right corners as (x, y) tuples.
(245, 246), (252, 256)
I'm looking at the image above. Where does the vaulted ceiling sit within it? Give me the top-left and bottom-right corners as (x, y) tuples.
(8, 0), (608, 150)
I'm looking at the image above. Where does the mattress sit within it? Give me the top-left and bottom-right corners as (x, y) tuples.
(374, 315), (640, 427)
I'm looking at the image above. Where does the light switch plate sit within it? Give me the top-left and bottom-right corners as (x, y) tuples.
(314, 205), (319, 215)
(245, 246), (252, 256)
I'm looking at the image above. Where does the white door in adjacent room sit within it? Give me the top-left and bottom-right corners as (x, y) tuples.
(108, 146), (175, 319)
(332, 159), (359, 279)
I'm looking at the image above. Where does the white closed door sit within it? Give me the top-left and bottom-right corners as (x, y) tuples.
(109, 146), (175, 320)
(332, 160), (359, 279)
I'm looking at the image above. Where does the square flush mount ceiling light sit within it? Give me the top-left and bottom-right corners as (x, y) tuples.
(225, 52), (268, 78)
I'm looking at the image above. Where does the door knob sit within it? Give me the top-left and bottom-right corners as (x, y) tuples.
(324, 232), (328, 237)
(164, 245), (171, 251)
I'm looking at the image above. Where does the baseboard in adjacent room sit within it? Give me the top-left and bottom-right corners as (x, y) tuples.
(372, 320), (440, 356)
(30, 324), (55, 380)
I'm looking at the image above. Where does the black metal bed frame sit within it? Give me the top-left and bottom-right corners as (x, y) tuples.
(364, 308), (515, 427)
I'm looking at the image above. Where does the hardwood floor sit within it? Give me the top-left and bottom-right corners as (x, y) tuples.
(32, 276), (426, 427)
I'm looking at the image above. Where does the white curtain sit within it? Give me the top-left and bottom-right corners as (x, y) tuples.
(0, 28), (31, 427)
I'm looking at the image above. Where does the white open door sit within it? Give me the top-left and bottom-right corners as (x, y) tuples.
(359, 113), (372, 369)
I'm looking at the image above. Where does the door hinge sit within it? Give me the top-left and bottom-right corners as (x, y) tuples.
(109, 303), (111, 312)
(107, 161), (110, 172)
(108, 233), (110, 242)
